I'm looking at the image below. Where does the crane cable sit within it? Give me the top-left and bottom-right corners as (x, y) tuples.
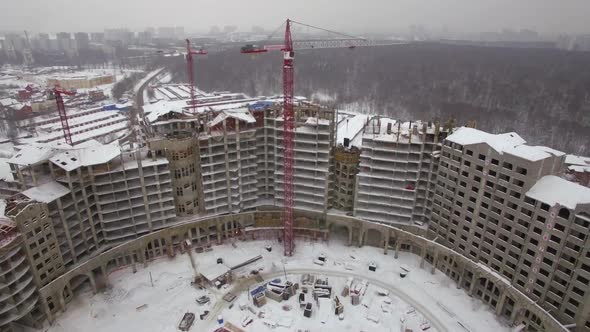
(290, 20), (366, 41)
(265, 19), (366, 43)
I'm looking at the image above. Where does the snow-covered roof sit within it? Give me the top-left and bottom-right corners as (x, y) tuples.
(337, 113), (367, 147)
(565, 154), (590, 166)
(9, 145), (63, 166)
(504, 145), (564, 162)
(50, 143), (120, 171)
(0, 158), (14, 182)
(209, 108), (256, 127)
(526, 175), (590, 210)
(446, 127), (526, 153)
(21, 181), (70, 203)
(569, 165), (590, 173)
(199, 264), (230, 281)
(447, 127), (564, 161)
(144, 100), (188, 123)
(0, 98), (18, 107)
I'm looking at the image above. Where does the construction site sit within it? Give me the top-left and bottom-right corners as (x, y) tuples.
(0, 18), (588, 332)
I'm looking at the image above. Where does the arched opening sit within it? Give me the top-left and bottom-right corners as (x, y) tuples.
(329, 224), (350, 245)
(520, 309), (544, 332)
(69, 274), (92, 294)
(364, 228), (383, 247)
(558, 208), (570, 220)
(473, 277), (502, 308)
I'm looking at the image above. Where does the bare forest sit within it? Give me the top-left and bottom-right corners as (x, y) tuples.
(166, 43), (590, 154)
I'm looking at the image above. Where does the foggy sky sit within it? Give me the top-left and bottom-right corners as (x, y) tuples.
(1, 0), (589, 35)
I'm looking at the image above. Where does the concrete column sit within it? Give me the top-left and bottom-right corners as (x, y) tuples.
(509, 303), (522, 325)
(58, 290), (66, 313)
(131, 253), (137, 273)
(216, 223), (222, 244)
(41, 297), (54, 323)
(100, 264), (109, 287)
(347, 228), (353, 246)
(88, 274), (97, 294)
(431, 249), (439, 274)
(420, 246), (427, 269)
(138, 246), (147, 267)
(394, 239), (401, 259)
(457, 264), (464, 289)
(383, 234), (389, 255)
(358, 230), (364, 248)
(468, 273), (479, 296)
(496, 290), (507, 316)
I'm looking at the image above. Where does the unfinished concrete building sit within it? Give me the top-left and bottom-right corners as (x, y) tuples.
(146, 98), (337, 216)
(430, 127), (590, 331)
(333, 145), (360, 213)
(5, 202), (65, 289)
(0, 214), (44, 331)
(7, 142), (176, 267)
(270, 104), (335, 213)
(354, 118), (446, 225)
(198, 109), (260, 214)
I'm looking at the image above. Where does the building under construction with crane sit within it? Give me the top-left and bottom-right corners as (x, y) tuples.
(0, 19), (590, 332)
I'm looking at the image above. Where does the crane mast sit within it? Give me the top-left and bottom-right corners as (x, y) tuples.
(282, 19), (295, 257)
(241, 18), (371, 257)
(52, 88), (76, 145)
(185, 39), (207, 114)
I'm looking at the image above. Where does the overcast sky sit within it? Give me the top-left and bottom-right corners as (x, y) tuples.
(1, 0), (589, 35)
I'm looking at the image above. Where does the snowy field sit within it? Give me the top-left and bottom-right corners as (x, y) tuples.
(46, 237), (509, 332)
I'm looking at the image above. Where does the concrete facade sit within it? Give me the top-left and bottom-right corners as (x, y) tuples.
(46, 75), (114, 90)
(430, 128), (590, 331)
(354, 119), (446, 225)
(0, 228), (43, 331)
(333, 146), (360, 213)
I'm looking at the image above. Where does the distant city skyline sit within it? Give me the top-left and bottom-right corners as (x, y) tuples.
(1, 0), (589, 36)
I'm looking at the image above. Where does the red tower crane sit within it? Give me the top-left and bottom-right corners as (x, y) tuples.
(52, 87), (76, 145)
(185, 39), (208, 113)
(241, 19), (376, 257)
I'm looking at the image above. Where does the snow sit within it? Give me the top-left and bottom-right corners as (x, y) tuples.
(200, 264), (231, 282)
(504, 144), (562, 162)
(569, 165), (590, 173)
(565, 154), (590, 166)
(0, 158), (14, 182)
(447, 127), (565, 161)
(447, 127), (526, 154)
(526, 175), (590, 209)
(337, 113), (367, 147)
(47, 238), (509, 332)
(21, 181), (70, 203)
(209, 109), (256, 127)
(50, 143), (120, 172)
(143, 100), (188, 123)
(9, 145), (63, 166)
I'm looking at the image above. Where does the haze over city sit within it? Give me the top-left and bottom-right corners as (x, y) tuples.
(2, 0), (590, 35)
(0, 2), (589, 332)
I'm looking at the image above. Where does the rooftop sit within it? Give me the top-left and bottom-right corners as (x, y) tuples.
(21, 181), (70, 203)
(526, 175), (590, 210)
(447, 127), (564, 161)
(50, 143), (121, 172)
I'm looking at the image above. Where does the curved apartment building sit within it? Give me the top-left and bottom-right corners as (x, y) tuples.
(0, 92), (588, 331)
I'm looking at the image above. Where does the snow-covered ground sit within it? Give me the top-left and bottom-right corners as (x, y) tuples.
(46, 237), (509, 332)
